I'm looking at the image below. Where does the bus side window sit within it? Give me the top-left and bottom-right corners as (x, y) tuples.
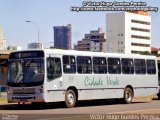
(134, 59), (146, 74)
(147, 60), (156, 74)
(93, 57), (107, 74)
(63, 55), (76, 73)
(108, 58), (121, 74)
(47, 57), (62, 80)
(122, 58), (134, 74)
(77, 56), (92, 74)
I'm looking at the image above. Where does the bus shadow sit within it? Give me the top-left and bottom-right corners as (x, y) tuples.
(77, 99), (147, 107)
(152, 98), (160, 100)
(0, 99), (147, 110)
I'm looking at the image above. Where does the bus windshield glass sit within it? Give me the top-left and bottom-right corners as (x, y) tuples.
(8, 58), (44, 85)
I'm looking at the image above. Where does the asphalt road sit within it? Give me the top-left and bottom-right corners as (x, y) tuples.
(0, 99), (160, 120)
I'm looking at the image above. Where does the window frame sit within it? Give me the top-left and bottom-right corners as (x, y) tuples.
(77, 56), (92, 74)
(63, 55), (76, 74)
(121, 58), (134, 74)
(47, 57), (62, 81)
(146, 60), (156, 74)
(134, 59), (146, 74)
(93, 57), (107, 74)
(108, 57), (121, 74)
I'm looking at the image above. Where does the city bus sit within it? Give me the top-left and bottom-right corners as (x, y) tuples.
(7, 49), (158, 108)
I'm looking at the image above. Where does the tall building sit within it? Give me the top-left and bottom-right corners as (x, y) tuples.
(106, 11), (151, 54)
(75, 28), (106, 52)
(54, 24), (72, 49)
(0, 27), (6, 50)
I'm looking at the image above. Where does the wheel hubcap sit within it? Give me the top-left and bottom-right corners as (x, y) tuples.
(67, 93), (74, 105)
(126, 91), (132, 101)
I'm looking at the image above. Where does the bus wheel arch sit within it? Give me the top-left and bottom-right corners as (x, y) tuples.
(65, 86), (78, 108)
(123, 85), (134, 104)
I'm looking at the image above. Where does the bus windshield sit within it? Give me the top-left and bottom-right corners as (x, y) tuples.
(8, 58), (44, 86)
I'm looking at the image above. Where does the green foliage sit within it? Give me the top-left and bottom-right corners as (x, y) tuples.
(7, 46), (12, 50)
(140, 51), (153, 56)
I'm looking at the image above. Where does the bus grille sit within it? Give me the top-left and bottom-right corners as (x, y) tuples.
(12, 88), (36, 94)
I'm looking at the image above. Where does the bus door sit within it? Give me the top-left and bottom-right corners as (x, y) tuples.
(46, 55), (62, 91)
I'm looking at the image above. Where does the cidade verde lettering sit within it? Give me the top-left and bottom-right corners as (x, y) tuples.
(106, 76), (119, 85)
(84, 76), (120, 87)
(84, 76), (103, 86)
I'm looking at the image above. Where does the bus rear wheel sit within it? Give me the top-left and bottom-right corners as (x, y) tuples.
(124, 87), (133, 104)
(65, 89), (77, 108)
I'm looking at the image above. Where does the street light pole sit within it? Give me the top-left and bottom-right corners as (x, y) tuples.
(25, 20), (40, 45)
(45, 42), (53, 48)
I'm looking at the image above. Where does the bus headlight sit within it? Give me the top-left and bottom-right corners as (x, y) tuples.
(7, 87), (13, 94)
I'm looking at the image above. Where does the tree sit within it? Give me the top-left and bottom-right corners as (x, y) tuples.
(7, 46), (13, 50)
(140, 51), (152, 56)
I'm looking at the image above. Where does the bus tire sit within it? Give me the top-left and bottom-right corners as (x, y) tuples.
(65, 89), (77, 108)
(124, 87), (133, 104)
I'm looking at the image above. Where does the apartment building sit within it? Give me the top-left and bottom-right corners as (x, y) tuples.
(106, 11), (151, 54)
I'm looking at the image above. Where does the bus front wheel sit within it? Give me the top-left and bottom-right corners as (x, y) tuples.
(65, 89), (77, 108)
(124, 87), (133, 104)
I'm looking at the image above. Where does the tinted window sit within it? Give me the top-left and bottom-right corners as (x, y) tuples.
(77, 56), (92, 74)
(9, 51), (44, 59)
(134, 59), (146, 74)
(108, 58), (121, 74)
(122, 58), (134, 74)
(147, 60), (156, 74)
(93, 57), (107, 74)
(47, 57), (62, 80)
(63, 55), (76, 73)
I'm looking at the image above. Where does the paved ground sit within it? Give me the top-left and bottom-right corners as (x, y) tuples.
(0, 99), (160, 120)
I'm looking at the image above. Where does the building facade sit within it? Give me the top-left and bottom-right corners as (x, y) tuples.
(54, 24), (72, 49)
(0, 27), (6, 50)
(28, 42), (43, 49)
(75, 28), (106, 52)
(106, 11), (151, 54)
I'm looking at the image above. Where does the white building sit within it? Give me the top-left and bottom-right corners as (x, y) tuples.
(11, 46), (22, 51)
(0, 27), (6, 50)
(28, 42), (43, 49)
(106, 11), (151, 54)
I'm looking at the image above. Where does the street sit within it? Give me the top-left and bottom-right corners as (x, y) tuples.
(0, 99), (160, 120)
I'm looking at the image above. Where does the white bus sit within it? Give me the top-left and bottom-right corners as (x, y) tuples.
(7, 49), (158, 108)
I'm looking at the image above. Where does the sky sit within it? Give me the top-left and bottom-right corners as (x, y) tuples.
(0, 0), (160, 49)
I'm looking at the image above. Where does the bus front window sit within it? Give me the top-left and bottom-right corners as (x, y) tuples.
(25, 59), (44, 83)
(9, 61), (23, 83)
(8, 59), (44, 85)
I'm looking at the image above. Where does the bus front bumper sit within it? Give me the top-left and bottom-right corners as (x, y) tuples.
(7, 93), (45, 103)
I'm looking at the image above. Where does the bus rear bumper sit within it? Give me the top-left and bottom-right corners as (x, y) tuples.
(7, 93), (45, 103)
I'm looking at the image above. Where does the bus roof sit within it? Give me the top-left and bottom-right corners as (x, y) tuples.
(43, 49), (156, 59)
(9, 49), (156, 60)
